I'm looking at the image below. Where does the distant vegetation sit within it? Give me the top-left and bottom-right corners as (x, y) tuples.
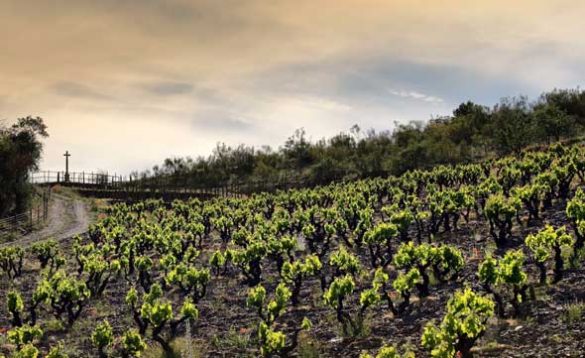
(0, 117), (48, 217)
(139, 88), (585, 188)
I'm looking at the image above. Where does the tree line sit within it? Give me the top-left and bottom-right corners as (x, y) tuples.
(138, 88), (585, 189)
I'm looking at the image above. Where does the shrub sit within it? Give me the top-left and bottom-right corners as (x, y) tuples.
(422, 288), (494, 358)
(525, 225), (574, 283)
(484, 194), (521, 247)
(92, 320), (114, 358)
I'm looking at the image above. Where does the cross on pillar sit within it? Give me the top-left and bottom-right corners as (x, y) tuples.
(64, 151), (71, 182)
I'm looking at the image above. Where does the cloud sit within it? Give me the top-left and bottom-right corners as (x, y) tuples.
(51, 82), (112, 101)
(141, 82), (194, 96)
(193, 116), (253, 132)
(388, 89), (444, 103)
(1, 0), (585, 173)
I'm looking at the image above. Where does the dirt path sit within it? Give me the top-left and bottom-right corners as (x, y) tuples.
(0, 193), (91, 248)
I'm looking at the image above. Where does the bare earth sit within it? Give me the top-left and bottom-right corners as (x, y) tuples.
(0, 193), (91, 248)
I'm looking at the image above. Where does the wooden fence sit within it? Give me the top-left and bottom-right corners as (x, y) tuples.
(29, 171), (125, 187)
(28, 170), (347, 202)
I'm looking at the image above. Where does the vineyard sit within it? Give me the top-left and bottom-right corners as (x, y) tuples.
(2, 142), (585, 357)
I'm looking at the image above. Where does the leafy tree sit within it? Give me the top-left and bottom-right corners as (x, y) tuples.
(324, 246), (361, 290)
(489, 97), (535, 154)
(135, 256), (153, 291)
(533, 102), (576, 142)
(247, 283), (291, 324)
(257, 317), (312, 357)
(0, 116), (48, 217)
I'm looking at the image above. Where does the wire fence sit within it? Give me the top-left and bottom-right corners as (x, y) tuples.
(0, 188), (50, 241)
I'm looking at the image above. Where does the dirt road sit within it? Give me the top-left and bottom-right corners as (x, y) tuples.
(0, 193), (91, 248)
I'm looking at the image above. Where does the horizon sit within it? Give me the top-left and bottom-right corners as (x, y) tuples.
(2, 0), (585, 175)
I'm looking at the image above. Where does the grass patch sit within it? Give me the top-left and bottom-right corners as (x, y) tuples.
(210, 325), (252, 351)
(143, 337), (205, 358)
(297, 332), (322, 358)
(561, 300), (585, 324)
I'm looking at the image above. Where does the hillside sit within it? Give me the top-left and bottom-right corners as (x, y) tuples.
(2, 141), (585, 357)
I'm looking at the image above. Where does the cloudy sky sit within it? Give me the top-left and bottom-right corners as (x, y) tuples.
(2, 0), (585, 174)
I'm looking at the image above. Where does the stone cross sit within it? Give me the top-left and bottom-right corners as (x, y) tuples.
(64, 151), (71, 182)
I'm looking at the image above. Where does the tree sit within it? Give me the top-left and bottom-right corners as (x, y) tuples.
(540, 88), (585, 126)
(533, 103), (575, 142)
(489, 97), (535, 154)
(0, 116), (48, 217)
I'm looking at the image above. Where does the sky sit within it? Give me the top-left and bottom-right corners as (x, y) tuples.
(2, 0), (585, 175)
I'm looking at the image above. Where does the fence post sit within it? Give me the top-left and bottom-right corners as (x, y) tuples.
(43, 190), (49, 221)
